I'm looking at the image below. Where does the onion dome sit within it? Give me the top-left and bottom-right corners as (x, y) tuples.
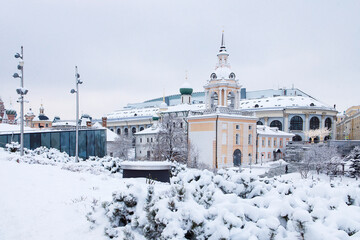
(179, 82), (193, 95)
(38, 115), (49, 120)
(6, 109), (17, 116)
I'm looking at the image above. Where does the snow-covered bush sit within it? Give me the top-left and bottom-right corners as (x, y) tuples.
(344, 146), (360, 178)
(5, 142), (20, 153)
(98, 168), (360, 239)
(3, 145), (123, 175)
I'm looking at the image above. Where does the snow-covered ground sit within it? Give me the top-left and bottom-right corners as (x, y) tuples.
(0, 147), (360, 240)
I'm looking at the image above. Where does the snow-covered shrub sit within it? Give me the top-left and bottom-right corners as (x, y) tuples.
(5, 142), (20, 153)
(97, 168), (360, 240)
(344, 146), (360, 178)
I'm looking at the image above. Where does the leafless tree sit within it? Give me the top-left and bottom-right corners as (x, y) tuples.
(299, 144), (341, 178)
(151, 114), (188, 163)
(108, 135), (133, 160)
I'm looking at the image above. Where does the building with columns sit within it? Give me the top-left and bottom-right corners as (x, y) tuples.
(104, 33), (337, 146)
(239, 95), (337, 142)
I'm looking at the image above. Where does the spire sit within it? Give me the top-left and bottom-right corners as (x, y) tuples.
(221, 30), (225, 47)
(219, 30), (227, 53)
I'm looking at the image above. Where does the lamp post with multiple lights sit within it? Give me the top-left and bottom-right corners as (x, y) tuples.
(70, 66), (82, 162)
(13, 46), (28, 156)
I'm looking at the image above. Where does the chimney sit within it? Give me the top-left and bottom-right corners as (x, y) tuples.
(102, 117), (107, 127)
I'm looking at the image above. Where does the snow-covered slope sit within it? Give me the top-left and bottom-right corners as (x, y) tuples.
(1, 147), (360, 240)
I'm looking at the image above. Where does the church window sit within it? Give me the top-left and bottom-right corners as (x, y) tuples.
(248, 134), (252, 144)
(236, 134), (240, 145)
(310, 117), (320, 130)
(290, 116), (303, 130)
(325, 117), (332, 130)
(270, 120), (282, 131)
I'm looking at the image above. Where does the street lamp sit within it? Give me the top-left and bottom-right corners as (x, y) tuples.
(13, 46), (27, 156)
(70, 66), (82, 162)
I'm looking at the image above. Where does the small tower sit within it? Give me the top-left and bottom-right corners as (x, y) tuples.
(180, 73), (193, 104)
(25, 108), (35, 127)
(5, 101), (17, 124)
(159, 90), (168, 111)
(204, 32), (241, 109)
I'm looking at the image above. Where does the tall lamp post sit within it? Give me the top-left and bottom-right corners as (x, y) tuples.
(70, 66), (82, 162)
(13, 46), (28, 156)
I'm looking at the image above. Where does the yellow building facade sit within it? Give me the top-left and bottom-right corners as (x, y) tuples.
(188, 113), (257, 168)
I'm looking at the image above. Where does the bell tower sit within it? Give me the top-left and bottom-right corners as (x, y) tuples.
(204, 32), (241, 109)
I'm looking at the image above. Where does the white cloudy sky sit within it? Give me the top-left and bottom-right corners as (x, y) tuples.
(1, 0), (359, 120)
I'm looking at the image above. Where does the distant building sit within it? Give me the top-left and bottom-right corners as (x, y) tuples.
(336, 106), (360, 140)
(256, 125), (294, 163)
(31, 105), (52, 128)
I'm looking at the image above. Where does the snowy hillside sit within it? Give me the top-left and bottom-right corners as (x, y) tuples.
(0, 147), (360, 240)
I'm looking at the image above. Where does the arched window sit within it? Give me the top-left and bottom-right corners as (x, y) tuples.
(233, 149), (241, 166)
(257, 121), (263, 125)
(229, 72), (236, 79)
(210, 73), (217, 80)
(310, 117), (320, 130)
(254, 104), (259, 108)
(117, 128), (121, 135)
(314, 136), (320, 143)
(292, 135), (302, 141)
(210, 92), (218, 108)
(290, 116), (303, 130)
(227, 92), (235, 108)
(124, 128), (128, 136)
(325, 117), (332, 130)
(270, 120), (283, 131)
(324, 135), (330, 141)
(140, 127), (144, 131)
(132, 127), (137, 134)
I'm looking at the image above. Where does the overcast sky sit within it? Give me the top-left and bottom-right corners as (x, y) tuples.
(1, 0), (359, 120)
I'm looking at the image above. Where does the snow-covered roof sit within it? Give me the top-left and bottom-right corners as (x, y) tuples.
(257, 125), (295, 137)
(134, 126), (159, 135)
(239, 96), (334, 110)
(106, 129), (118, 142)
(213, 66), (232, 79)
(52, 121), (76, 127)
(162, 103), (205, 113)
(0, 123), (34, 134)
(107, 107), (159, 119)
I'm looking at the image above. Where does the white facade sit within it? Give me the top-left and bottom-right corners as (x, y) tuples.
(256, 125), (294, 163)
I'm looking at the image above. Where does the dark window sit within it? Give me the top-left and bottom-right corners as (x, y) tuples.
(147, 151), (150, 159)
(180, 122), (183, 128)
(310, 117), (320, 130)
(325, 118), (332, 130)
(132, 127), (136, 134)
(124, 128), (128, 136)
(236, 125), (240, 129)
(292, 135), (302, 141)
(290, 116), (303, 130)
(310, 103), (315, 106)
(140, 127), (144, 131)
(270, 120), (282, 131)
(117, 128), (121, 135)
(255, 104), (259, 108)
(257, 121), (263, 125)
